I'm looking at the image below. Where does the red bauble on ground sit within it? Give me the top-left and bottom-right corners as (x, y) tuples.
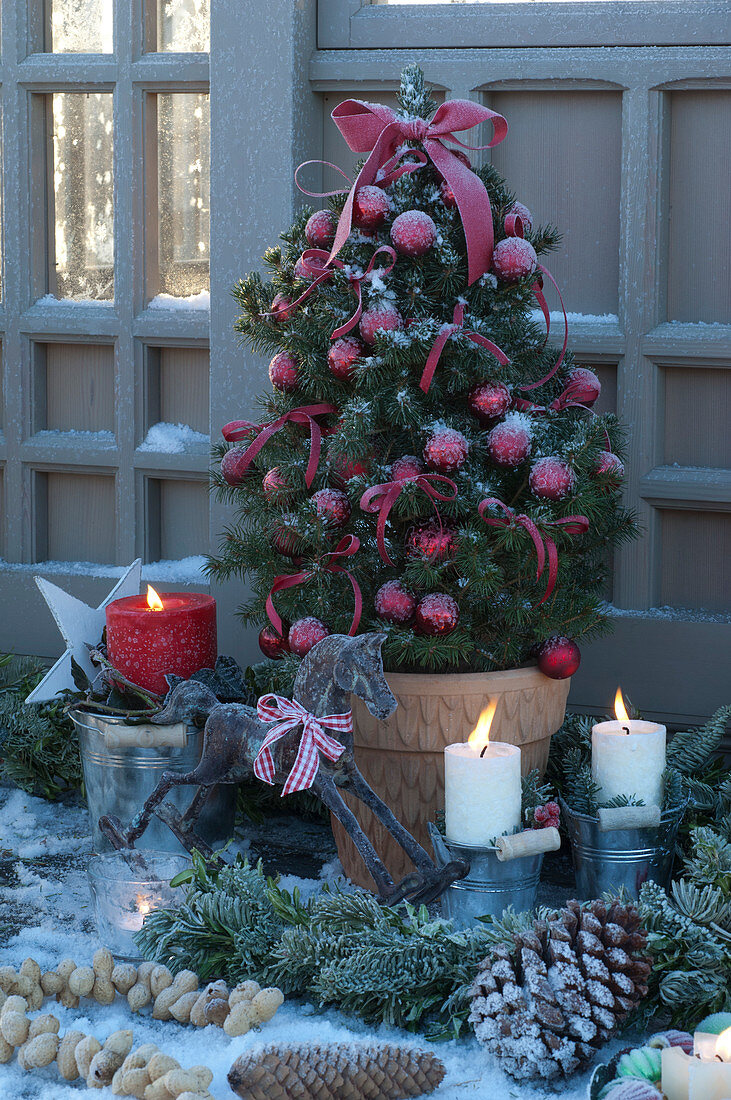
(529, 456), (576, 500)
(305, 209), (337, 248)
(359, 304), (403, 345)
(289, 617), (330, 656)
(262, 467), (292, 502)
(312, 487), (351, 527)
(375, 580), (416, 624)
(391, 454), (424, 481)
(406, 521), (458, 562)
(468, 380), (512, 424)
(507, 201), (533, 233)
(328, 337), (365, 381)
(259, 624), (290, 659)
(390, 211), (437, 257)
(271, 514), (305, 558)
(492, 237), (538, 282)
(537, 636), (581, 679)
(352, 186), (390, 230)
(595, 451), (625, 479)
(269, 351), (299, 392)
(567, 366), (602, 407)
(331, 453), (370, 486)
(270, 293), (295, 322)
(415, 593), (459, 636)
(423, 427), (468, 473)
(439, 181), (456, 209)
(486, 416), (533, 467)
(221, 447), (252, 487)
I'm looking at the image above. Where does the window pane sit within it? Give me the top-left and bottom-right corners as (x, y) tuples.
(157, 93), (209, 299)
(52, 93), (114, 301)
(50, 0), (113, 52)
(157, 0), (209, 51)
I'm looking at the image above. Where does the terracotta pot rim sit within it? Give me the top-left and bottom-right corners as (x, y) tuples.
(382, 663), (562, 693)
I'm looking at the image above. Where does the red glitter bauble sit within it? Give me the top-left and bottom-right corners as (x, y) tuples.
(332, 454), (370, 486)
(375, 580), (416, 624)
(391, 454), (424, 481)
(359, 304), (403, 345)
(352, 185), (390, 230)
(414, 593), (459, 637)
(492, 237), (538, 282)
(567, 366), (602, 407)
(262, 467), (292, 502)
(271, 514), (305, 558)
(537, 636), (581, 680)
(486, 417), (532, 467)
(529, 456), (576, 501)
(305, 209), (337, 248)
(269, 351), (299, 392)
(406, 521), (458, 562)
(312, 487), (351, 527)
(507, 201), (533, 234)
(294, 255), (316, 282)
(270, 293), (295, 322)
(423, 427), (468, 473)
(221, 447), (252, 487)
(468, 380), (511, 424)
(258, 624), (290, 660)
(289, 617), (330, 657)
(390, 210), (437, 257)
(595, 451), (625, 479)
(439, 181), (456, 209)
(328, 336), (365, 381)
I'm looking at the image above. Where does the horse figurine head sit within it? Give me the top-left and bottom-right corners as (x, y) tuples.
(293, 632), (397, 721)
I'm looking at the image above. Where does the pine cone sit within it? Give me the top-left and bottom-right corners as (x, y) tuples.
(227, 1041), (446, 1100)
(469, 898), (651, 1081)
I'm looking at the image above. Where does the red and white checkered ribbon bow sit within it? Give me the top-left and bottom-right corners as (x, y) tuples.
(254, 694), (350, 796)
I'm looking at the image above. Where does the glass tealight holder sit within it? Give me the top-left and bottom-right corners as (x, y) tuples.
(87, 851), (190, 959)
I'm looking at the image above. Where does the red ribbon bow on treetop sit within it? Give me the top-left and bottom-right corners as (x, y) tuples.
(266, 534), (362, 638)
(420, 301), (510, 394)
(221, 403), (337, 489)
(478, 497), (589, 606)
(267, 245), (397, 341)
(360, 473), (458, 566)
(254, 694), (350, 796)
(324, 98), (508, 286)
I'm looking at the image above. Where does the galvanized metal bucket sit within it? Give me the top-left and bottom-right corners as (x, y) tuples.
(429, 823), (543, 928)
(72, 709), (236, 855)
(561, 798), (685, 900)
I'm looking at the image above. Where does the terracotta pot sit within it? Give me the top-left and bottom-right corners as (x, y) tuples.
(332, 665), (570, 890)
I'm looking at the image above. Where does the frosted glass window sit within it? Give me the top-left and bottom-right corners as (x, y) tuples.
(49, 0), (114, 52)
(157, 0), (209, 51)
(157, 93), (210, 298)
(52, 93), (114, 301)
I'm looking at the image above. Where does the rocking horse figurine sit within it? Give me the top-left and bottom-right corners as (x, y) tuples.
(99, 633), (469, 905)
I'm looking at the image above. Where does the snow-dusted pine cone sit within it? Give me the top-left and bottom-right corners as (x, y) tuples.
(469, 898), (651, 1081)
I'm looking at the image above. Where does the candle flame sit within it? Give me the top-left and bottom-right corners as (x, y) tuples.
(136, 894), (151, 917)
(716, 1027), (731, 1062)
(614, 687), (630, 724)
(468, 699), (498, 750)
(146, 585), (164, 611)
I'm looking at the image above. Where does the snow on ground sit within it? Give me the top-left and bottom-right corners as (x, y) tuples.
(138, 422), (209, 454)
(147, 291), (210, 311)
(0, 787), (626, 1099)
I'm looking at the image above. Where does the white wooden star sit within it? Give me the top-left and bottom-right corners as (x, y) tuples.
(25, 560), (143, 704)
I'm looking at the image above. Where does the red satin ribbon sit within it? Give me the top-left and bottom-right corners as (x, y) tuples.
(324, 99), (507, 285)
(478, 498), (589, 605)
(420, 301), (510, 394)
(265, 245), (397, 341)
(360, 473), (458, 566)
(222, 420), (259, 442)
(225, 403), (337, 489)
(266, 535), (362, 637)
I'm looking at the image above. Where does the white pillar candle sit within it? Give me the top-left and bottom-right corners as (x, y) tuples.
(688, 1059), (731, 1099)
(661, 1045), (692, 1100)
(444, 741), (521, 845)
(591, 719), (666, 806)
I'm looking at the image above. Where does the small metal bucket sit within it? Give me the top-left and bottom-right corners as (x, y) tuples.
(561, 798), (685, 900)
(429, 823), (543, 928)
(72, 709), (236, 855)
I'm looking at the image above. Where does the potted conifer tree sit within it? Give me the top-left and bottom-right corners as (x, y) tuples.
(209, 66), (634, 884)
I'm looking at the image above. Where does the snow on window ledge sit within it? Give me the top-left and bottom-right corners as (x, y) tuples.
(147, 291), (210, 311)
(529, 309), (619, 326)
(32, 294), (115, 309)
(0, 556), (209, 584)
(138, 422), (209, 454)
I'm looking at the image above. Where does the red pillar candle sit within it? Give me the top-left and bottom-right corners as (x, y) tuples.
(106, 586), (217, 696)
